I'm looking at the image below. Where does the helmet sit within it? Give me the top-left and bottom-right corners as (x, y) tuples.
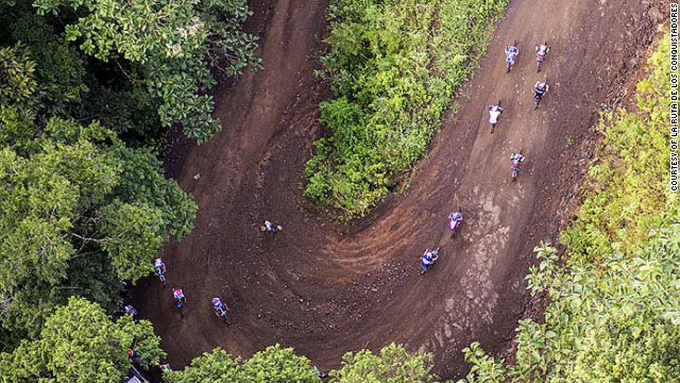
(212, 298), (220, 305)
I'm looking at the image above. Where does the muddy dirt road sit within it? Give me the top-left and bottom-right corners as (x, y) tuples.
(134, 0), (662, 379)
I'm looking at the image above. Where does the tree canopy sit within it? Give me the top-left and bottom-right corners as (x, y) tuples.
(0, 33), (196, 348)
(32, 0), (261, 142)
(330, 343), (435, 383)
(0, 297), (165, 383)
(166, 345), (322, 383)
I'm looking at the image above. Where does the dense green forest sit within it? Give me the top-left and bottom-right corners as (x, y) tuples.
(0, 14), (200, 349)
(0, 0), (255, 378)
(304, 0), (508, 217)
(1, 297), (165, 382)
(461, 34), (680, 382)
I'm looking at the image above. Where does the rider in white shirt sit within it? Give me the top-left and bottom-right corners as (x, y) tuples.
(488, 103), (504, 125)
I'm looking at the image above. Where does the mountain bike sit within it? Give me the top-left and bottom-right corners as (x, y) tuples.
(419, 247), (441, 275)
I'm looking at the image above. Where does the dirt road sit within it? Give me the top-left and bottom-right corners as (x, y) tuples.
(134, 0), (663, 379)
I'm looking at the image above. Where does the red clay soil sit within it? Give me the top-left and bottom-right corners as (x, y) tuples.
(133, 0), (664, 379)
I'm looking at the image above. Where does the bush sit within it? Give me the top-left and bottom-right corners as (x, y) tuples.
(305, 0), (508, 217)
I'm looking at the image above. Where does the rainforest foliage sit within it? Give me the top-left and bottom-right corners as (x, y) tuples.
(461, 35), (680, 382)
(167, 343), (436, 383)
(0, 0), (267, 368)
(166, 345), (321, 383)
(32, 0), (261, 142)
(559, 38), (671, 264)
(0, 37), (198, 352)
(0, 297), (165, 383)
(304, 0), (508, 217)
(329, 343), (436, 382)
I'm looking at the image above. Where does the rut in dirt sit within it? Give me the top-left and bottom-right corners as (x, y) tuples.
(133, 0), (663, 379)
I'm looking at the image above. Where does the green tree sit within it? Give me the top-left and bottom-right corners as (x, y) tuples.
(0, 47), (196, 344)
(0, 7), (160, 138)
(0, 114), (196, 340)
(8, 12), (90, 118)
(0, 43), (37, 113)
(167, 345), (321, 383)
(0, 297), (165, 383)
(462, 232), (680, 382)
(33, 0), (261, 142)
(165, 348), (241, 382)
(560, 36), (671, 265)
(330, 343), (435, 383)
(241, 345), (322, 382)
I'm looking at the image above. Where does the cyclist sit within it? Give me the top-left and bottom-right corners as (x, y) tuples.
(535, 42), (549, 59)
(124, 305), (137, 317)
(534, 80), (549, 99)
(173, 288), (185, 303)
(262, 220), (282, 234)
(420, 249), (439, 272)
(154, 258), (166, 275)
(488, 102), (504, 132)
(212, 297), (231, 323)
(504, 44), (519, 70)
